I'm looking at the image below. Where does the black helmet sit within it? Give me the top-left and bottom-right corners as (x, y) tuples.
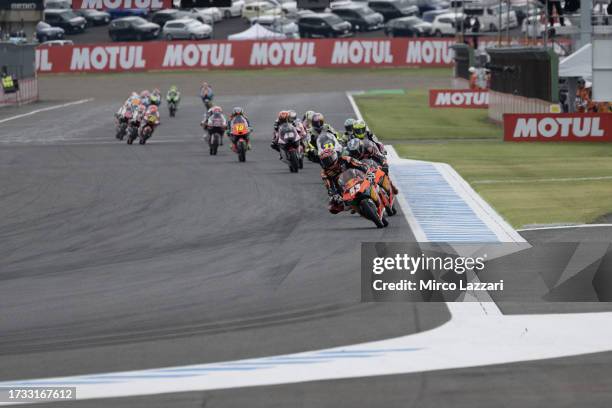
(312, 113), (325, 131)
(346, 138), (364, 158)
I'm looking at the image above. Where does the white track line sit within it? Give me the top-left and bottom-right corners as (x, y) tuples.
(0, 99), (93, 125)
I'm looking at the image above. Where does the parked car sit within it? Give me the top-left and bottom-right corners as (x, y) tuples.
(35, 20), (65, 42)
(41, 39), (74, 46)
(219, 0), (245, 18)
(153, 9), (213, 26)
(108, 16), (160, 41)
(251, 15), (299, 37)
(385, 15), (432, 35)
(44, 0), (71, 9)
(367, 0), (419, 21)
(163, 18), (213, 39)
(422, 8), (449, 22)
(107, 8), (149, 19)
(190, 7), (223, 22)
(75, 9), (111, 26)
(464, 3), (517, 31)
(431, 11), (463, 36)
(44, 9), (87, 33)
(331, 4), (384, 31)
(416, 0), (449, 14)
(267, 0), (298, 15)
(243, 2), (282, 22)
(297, 12), (353, 37)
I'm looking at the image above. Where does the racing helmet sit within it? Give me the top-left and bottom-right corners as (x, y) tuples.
(211, 106), (223, 113)
(303, 110), (315, 123)
(344, 118), (355, 133)
(346, 138), (364, 158)
(288, 110), (297, 122)
(169, 85), (177, 92)
(319, 148), (338, 169)
(148, 105), (158, 114)
(312, 113), (325, 132)
(140, 90), (150, 98)
(278, 110), (290, 123)
(232, 106), (244, 116)
(353, 120), (367, 139)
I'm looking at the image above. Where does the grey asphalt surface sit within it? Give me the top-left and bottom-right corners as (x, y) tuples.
(1, 74), (612, 407)
(0, 91), (449, 377)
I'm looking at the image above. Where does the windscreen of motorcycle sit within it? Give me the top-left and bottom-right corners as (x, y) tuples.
(338, 168), (365, 191)
(278, 123), (298, 144)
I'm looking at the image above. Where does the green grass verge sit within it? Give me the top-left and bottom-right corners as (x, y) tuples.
(394, 142), (612, 227)
(356, 89), (612, 227)
(355, 90), (502, 140)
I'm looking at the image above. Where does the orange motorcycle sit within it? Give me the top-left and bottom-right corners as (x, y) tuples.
(337, 168), (389, 228)
(362, 158), (397, 217)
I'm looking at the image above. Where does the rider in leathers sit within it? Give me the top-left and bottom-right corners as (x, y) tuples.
(319, 147), (370, 214)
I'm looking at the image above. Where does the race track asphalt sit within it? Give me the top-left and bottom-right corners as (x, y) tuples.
(0, 92), (449, 378)
(2, 80), (612, 407)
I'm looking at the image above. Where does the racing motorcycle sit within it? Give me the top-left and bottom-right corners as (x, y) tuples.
(205, 113), (227, 156)
(115, 111), (131, 140)
(126, 121), (139, 145)
(337, 168), (389, 228)
(277, 123), (304, 173)
(138, 115), (157, 145)
(362, 158), (397, 217)
(168, 100), (177, 117)
(229, 117), (250, 162)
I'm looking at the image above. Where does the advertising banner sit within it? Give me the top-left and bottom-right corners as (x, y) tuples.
(36, 38), (457, 73)
(0, 0), (43, 10)
(503, 113), (612, 142)
(429, 89), (489, 108)
(71, 0), (172, 9)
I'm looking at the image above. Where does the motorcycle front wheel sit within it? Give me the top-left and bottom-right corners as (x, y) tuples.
(237, 140), (246, 162)
(359, 199), (385, 228)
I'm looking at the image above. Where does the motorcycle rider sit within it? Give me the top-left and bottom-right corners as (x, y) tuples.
(346, 138), (388, 173)
(166, 86), (181, 111)
(319, 147), (370, 214)
(202, 105), (227, 145)
(302, 110), (315, 131)
(200, 81), (214, 108)
(139, 104), (160, 141)
(227, 106), (251, 152)
(343, 118), (355, 141)
(351, 119), (386, 155)
(140, 90), (151, 107)
(271, 110), (291, 152)
(306, 113), (342, 159)
(150, 88), (162, 107)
